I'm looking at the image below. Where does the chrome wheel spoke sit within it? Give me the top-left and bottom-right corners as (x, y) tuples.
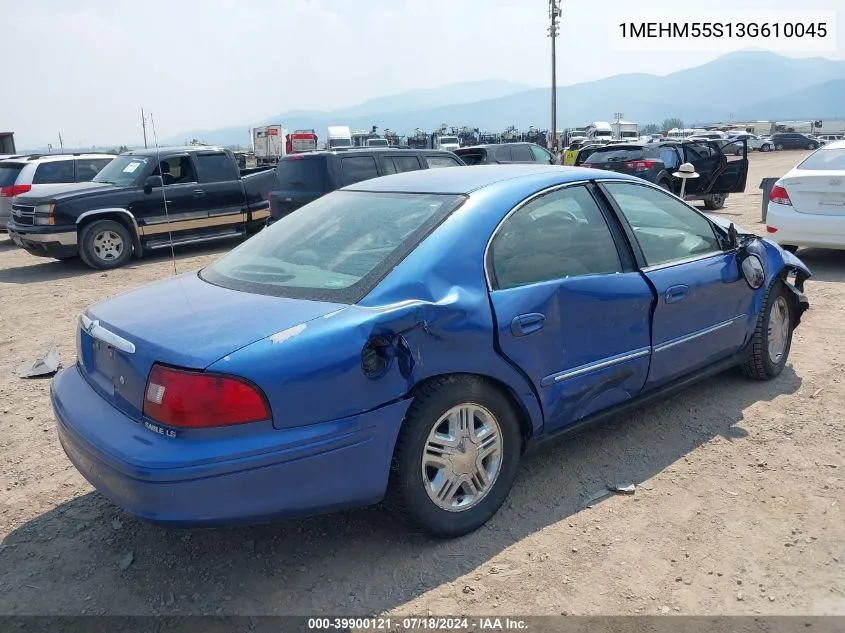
(767, 297), (790, 363)
(421, 403), (504, 513)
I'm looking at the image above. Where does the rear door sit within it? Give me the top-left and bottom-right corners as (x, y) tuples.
(495, 145), (513, 163)
(340, 155), (380, 184)
(600, 181), (754, 389)
(509, 144), (535, 163)
(194, 151), (250, 228)
(678, 141), (723, 195)
(487, 183), (654, 432)
(269, 155), (327, 220)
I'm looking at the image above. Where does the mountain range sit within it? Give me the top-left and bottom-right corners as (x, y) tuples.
(169, 51), (845, 146)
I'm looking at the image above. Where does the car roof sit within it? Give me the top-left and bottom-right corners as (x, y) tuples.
(344, 164), (633, 195)
(123, 146), (228, 156)
(455, 143), (533, 150)
(281, 148), (456, 159)
(0, 152), (114, 164)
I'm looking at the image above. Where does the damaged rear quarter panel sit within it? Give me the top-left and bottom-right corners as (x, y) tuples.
(206, 185), (548, 433)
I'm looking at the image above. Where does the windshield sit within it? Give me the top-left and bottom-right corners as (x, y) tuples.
(797, 148), (845, 171)
(439, 137), (459, 144)
(593, 131), (612, 137)
(92, 156), (147, 185)
(201, 191), (466, 303)
(367, 139), (389, 146)
(329, 138), (352, 148)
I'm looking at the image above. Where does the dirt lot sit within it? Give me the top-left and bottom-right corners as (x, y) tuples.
(1, 150), (844, 617)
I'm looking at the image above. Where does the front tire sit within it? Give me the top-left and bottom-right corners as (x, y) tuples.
(388, 375), (522, 538)
(79, 219), (133, 270)
(761, 144), (771, 152)
(807, 142), (818, 150)
(742, 281), (794, 381)
(703, 193), (727, 210)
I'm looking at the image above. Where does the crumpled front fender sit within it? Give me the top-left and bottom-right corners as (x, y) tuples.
(745, 238), (811, 327)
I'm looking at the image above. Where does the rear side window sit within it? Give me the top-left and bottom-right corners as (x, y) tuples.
(393, 156), (422, 173)
(511, 145), (533, 162)
(33, 160), (75, 184)
(425, 155), (462, 169)
(584, 147), (646, 164)
(0, 164), (24, 186)
(341, 156), (379, 185)
(275, 157), (327, 191)
(75, 158), (113, 181)
(455, 149), (486, 165)
(496, 145), (513, 162)
(196, 152), (239, 182)
(797, 149), (845, 171)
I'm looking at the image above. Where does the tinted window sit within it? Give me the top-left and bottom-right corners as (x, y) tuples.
(603, 182), (721, 267)
(490, 185), (623, 290)
(425, 155), (462, 169)
(75, 158), (113, 181)
(341, 156), (379, 185)
(202, 192), (465, 303)
(797, 148), (845, 171)
(658, 147), (680, 169)
(496, 145), (513, 162)
(530, 145), (552, 163)
(153, 156), (197, 185)
(0, 164), (24, 186)
(32, 160), (74, 184)
(584, 147), (646, 165)
(276, 157), (326, 191)
(381, 158), (397, 175)
(511, 144), (533, 162)
(682, 142), (715, 160)
(454, 149), (487, 165)
(393, 156), (422, 173)
(196, 152), (238, 182)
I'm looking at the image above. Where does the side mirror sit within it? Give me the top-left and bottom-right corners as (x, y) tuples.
(143, 175), (163, 194)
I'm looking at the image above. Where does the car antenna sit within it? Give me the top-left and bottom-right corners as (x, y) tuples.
(149, 113), (178, 276)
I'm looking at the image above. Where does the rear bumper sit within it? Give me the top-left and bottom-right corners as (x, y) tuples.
(766, 203), (845, 249)
(7, 221), (78, 258)
(52, 365), (412, 526)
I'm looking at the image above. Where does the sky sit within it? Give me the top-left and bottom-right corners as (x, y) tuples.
(2, 0), (843, 148)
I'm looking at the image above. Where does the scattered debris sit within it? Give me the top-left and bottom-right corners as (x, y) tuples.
(810, 388), (824, 399)
(660, 606), (670, 614)
(462, 585), (475, 594)
(581, 489), (611, 507)
(608, 483), (636, 495)
(118, 551), (134, 571)
(111, 519), (123, 530)
(737, 592), (744, 601)
(17, 344), (61, 378)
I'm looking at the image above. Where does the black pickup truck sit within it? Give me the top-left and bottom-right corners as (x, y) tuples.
(6, 146), (275, 269)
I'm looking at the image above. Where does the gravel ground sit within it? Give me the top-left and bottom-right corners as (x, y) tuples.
(0, 150), (843, 616)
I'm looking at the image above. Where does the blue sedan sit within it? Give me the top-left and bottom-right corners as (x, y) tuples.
(52, 165), (811, 538)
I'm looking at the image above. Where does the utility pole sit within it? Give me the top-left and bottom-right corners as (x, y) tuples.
(548, 0), (561, 155)
(141, 108), (148, 149)
(58, 133), (63, 153)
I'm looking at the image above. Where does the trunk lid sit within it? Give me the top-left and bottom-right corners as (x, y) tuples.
(77, 272), (346, 421)
(782, 172), (845, 216)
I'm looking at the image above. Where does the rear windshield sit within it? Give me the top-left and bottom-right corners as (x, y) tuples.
(0, 163), (24, 186)
(584, 147), (650, 164)
(797, 148), (845, 171)
(455, 149), (487, 165)
(201, 191), (466, 303)
(275, 156), (326, 191)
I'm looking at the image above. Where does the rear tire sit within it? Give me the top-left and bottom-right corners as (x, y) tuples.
(388, 375), (522, 538)
(742, 281), (794, 381)
(79, 219), (133, 270)
(703, 193), (727, 210)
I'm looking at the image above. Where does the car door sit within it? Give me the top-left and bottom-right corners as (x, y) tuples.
(509, 144), (534, 163)
(600, 181), (754, 389)
(487, 183), (654, 432)
(132, 154), (201, 238)
(683, 141), (748, 195)
(194, 151), (247, 230)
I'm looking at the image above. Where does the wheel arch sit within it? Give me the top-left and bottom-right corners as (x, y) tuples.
(408, 372), (538, 448)
(76, 209), (142, 257)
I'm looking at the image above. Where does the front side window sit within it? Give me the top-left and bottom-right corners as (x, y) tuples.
(153, 156), (197, 185)
(530, 145), (552, 163)
(32, 160), (75, 184)
(424, 155), (462, 169)
(202, 191), (465, 303)
(490, 185), (623, 290)
(603, 182), (721, 267)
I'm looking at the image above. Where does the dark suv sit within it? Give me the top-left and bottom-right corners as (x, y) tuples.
(454, 143), (555, 166)
(267, 148), (465, 223)
(771, 133), (819, 150)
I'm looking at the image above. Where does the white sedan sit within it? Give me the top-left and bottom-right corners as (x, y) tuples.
(766, 139), (845, 252)
(725, 133), (774, 154)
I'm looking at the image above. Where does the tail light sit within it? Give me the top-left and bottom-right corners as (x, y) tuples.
(143, 364), (270, 428)
(766, 226), (778, 233)
(0, 184), (32, 198)
(769, 184), (792, 205)
(625, 159), (658, 170)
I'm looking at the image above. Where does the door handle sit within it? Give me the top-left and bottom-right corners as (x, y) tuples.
(193, 190), (206, 197)
(511, 313), (546, 337)
(665, 285), (689, 304)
